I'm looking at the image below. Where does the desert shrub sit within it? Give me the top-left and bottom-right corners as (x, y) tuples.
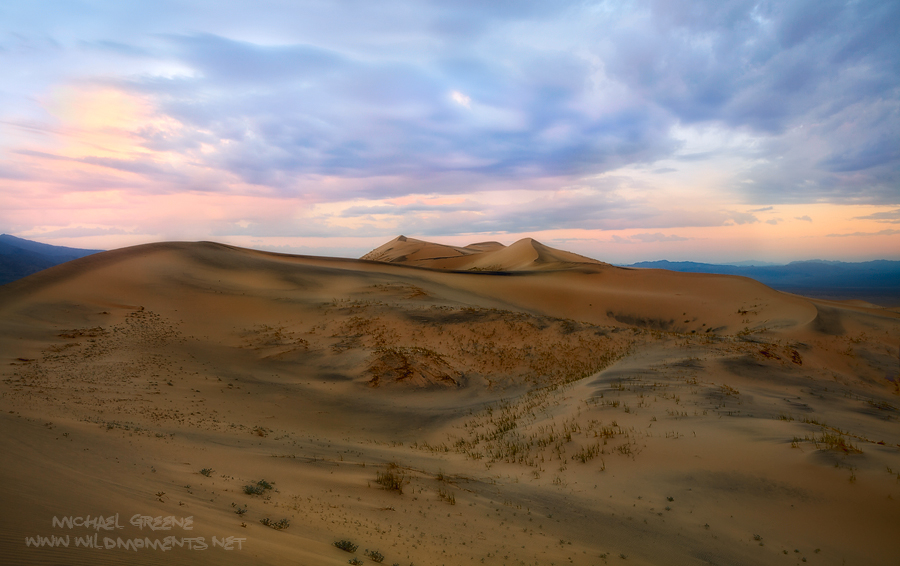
(572, 443), (600, 463)
(334, 540), (358, 553)
(349, 559), (363, 566)
(200, 468), (214, 477)
(260, 517), (290, 530)
(375, 465), (407, 494)
(365, 549), (385, 562)
(243, 484), (264, 495)
(243, 479), (274, 495)
(437, 488), (456, 505)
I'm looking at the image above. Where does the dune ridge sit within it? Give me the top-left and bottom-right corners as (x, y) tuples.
(361, 235), (607, 272)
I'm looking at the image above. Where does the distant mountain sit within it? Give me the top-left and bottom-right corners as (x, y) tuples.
(627, 259), (900, 306)
(0, 234), (103, 286)
(727, 260), (783, 267)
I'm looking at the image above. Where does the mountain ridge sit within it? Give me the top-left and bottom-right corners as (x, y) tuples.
(0, 234), (103, 286)
(627, 259), (900, 306)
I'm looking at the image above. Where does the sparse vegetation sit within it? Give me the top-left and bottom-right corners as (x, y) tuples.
(572, 442), (601, 463)
(199, 467), (213, 477)
(791, 430), (864, 454)
(364, 549), (385, 562)
(260, 517), (290, 530)
(437, 488), (456, 504)
(334, 540), (359, 553)
(244, 479), (274, 495)
(375, 464), (407, 494)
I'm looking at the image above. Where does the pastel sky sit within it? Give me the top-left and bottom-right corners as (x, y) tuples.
(1, 0), (898, 263)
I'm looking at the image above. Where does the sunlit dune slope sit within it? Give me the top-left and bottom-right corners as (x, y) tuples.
(361, 235), (605, 271)
(2, 238), (821, 346)
(361, 235), (821, 332)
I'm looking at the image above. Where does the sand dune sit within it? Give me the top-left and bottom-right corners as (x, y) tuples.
(362, 235), (605, 272)
(1, 238), (898, 565)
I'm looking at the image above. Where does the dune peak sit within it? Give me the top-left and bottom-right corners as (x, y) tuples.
(361, 235), (607, 272)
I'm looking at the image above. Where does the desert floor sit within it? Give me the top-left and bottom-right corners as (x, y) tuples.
(1, 238), (898, 565)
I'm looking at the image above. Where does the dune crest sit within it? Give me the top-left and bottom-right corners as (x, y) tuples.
(362, 235), (606, 271)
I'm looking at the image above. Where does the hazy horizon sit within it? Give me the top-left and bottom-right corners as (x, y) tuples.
(3, 231), (900, 267)
(1, 1), (898, 264)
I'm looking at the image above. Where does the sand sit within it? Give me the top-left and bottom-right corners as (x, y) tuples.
(0, 237), (898, 565)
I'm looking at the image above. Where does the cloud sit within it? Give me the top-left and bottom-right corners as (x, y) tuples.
(324, 178), (760, 236)
(610, 233), (688, 244)
(766, 218), (782, 225)
(827, 229), (900, 237)
(1, 0), (899, 251)
(107, 31), (683, 191)
(628, 232), (689, 243)
(599, 0), (900, 204)
(615, 1), (898, 131)
(27, 226), (134, 238)
(735, 97), (900, 204)
(339, 199), (483, 218)
(725, 211), (760, 225)
(0, 162), (32, 181)
(94, 1), (885, 203)
(854, 209), (900, 223)
(450, 91), (472, 108)
(794, 215), (812, 222)
(209, 219), (380, 239)
(80, 40), (151, 57)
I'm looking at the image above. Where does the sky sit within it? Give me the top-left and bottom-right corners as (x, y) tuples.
(1, 0), (898, 264)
